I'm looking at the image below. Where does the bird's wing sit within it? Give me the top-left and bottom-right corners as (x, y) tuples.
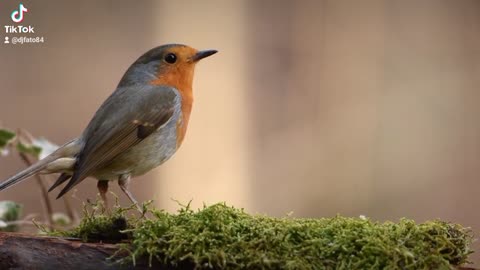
(56, 85), (179, 198)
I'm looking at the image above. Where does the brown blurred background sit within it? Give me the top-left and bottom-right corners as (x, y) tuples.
(0, 0), (479, 265)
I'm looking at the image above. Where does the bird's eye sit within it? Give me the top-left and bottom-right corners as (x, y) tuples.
(164, 53), (177, 64)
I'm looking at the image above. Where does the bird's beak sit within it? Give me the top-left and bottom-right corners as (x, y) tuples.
(191, 50), (218, 62)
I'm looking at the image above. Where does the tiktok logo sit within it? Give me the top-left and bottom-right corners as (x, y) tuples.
(11, 3), (28, 23)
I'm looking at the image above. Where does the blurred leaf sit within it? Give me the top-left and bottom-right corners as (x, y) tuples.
(16, 141), (42, 158)
(0, 201), (22, 232)
(0, 129), (15, 149)
(0, 201), (22, 221)
(33, 137), (59, 160)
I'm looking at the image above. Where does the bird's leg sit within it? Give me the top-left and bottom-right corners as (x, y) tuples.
(118, 174), (142, 212)
(97, 180), (109, 211)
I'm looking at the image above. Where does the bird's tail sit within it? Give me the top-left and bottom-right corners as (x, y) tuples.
(0, 155), (59, 191)
(0, 139), (80, 191)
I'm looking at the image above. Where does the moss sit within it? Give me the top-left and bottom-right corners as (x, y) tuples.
(51, 200), (133, 242)
(57, 202), (474, 269)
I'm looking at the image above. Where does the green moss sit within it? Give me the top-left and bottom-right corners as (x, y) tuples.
(51, 200), (133, 242)
(57, 202), (474, 269)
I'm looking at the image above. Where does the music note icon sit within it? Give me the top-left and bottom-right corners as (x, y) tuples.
(11, 3), (28, 23)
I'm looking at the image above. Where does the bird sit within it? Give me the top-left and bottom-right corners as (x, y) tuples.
(0, 44), (217, 209)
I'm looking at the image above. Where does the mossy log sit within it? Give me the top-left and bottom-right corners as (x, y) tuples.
(0, 232), (194, 270)
(0, 203), (475, 269)
(0, 232), (129, 270)
(0, 232), (475, 270)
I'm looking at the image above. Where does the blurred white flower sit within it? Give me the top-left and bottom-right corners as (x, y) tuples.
(0, 148), (9, 156)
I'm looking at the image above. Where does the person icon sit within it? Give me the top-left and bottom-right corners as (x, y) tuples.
(4, 37), (9, 44)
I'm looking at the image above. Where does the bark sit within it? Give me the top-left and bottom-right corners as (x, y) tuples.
(0, 232), (194, 270)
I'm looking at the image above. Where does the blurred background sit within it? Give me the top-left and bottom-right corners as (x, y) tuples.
(0, 0), (479, 265)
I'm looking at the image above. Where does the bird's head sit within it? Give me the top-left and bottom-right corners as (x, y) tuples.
(118, 44), (217, 89)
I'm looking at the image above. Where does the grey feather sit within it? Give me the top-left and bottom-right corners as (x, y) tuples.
(0, 139), (81, 192)
(56, 84), (180, 199)
(48, 173), (71, 192)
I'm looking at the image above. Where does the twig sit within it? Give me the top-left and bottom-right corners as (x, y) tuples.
(18, 152), (53, 229)
(15, 129), (53, 229)
(2, 213), (39, 227)
(4, 220), (43, 227)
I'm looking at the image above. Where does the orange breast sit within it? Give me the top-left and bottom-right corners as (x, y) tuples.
(175, 90), (193, 147)
(150, 66), (194, 148)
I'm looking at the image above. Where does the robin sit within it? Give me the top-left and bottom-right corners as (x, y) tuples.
(0, 44), (217, 209)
